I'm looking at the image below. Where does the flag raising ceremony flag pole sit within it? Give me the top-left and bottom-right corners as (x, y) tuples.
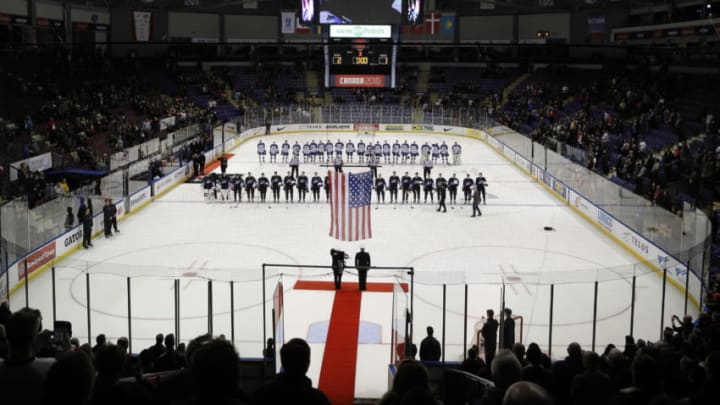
(329, 170), (373, 241)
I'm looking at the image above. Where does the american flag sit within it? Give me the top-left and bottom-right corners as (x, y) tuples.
(329, 170), (373, 241)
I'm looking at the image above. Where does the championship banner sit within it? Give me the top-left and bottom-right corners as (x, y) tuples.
(132, 11), (152, 42)
(281, 12), (296, 34)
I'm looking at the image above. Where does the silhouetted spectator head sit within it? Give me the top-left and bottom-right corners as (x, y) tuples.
(526, 343), (544, 366)
(503, 381), (554, 405)
(492, 349), (522, 390)
(95, 344), (125, 382)
(504, 308), (512, 317)
(468, 345), (479, 359)
(632, 353), (662, 393)
(426, 326), (434, 336)
(155, 333), (164, 345)
(164, 333), (175, 350)
(280, 338), (311, 376)
(487, 309), (495, 319)
(6, 308), (41, 356)
(185, 334), (213, 365)
(583, 351), (603, 371)
(607, 348), (624, 369)
(96, 334), (106, 346)
(117, 337), (129, 353)
(44, 351), (94, 405)
(392, 359), (429, 397)
(189, 339), (240, 400)
(512, 343), (526, 363)
(567, 342), (583, 361)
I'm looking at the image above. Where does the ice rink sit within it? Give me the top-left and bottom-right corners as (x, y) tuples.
(11, 130), (687, 399)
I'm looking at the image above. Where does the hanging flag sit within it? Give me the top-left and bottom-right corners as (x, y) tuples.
(425, 12), (440, 35)
(281, 12), (295, 34)
(329, 170), (373, 241)
(132, 11), (152, 42)
(440, 14), (455, 36)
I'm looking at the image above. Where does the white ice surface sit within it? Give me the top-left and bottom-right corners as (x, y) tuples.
(11, 132), (687, 399)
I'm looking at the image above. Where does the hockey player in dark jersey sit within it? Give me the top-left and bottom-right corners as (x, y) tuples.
(297, 172), (309, 203)
(462, 174), (474, 203)
(475, 172), (488, 204)
(245, 172), (256, 202)
(284, 171), (296, 203)
(219, 175), (231, 201)
(436, 177), (448, 212)
(258, 173), (269, 202)
(389, 171), (400, 203)
(233, 175), (244, 202)
(202, 174), (215, 200)
(401, 172), (411, 203)
(375, 174), (387, 203)
(448, 173), (459, 204)
(271, 171), (282, 202)
(412, 173), (423, 204)
(311, 172), (323, 202)
(423, 176), (434, 203)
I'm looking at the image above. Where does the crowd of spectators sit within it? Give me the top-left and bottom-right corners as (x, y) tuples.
(495, 65), (719, 211)
(1, 278), (718, 405)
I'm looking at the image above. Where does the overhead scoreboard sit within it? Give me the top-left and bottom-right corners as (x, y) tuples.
(324, 25), (397, 88)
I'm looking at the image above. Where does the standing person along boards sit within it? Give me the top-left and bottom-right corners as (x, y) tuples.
(419, 326), (441, 361)
(481, 309), (499, 367)
(354, 247), (371, 291)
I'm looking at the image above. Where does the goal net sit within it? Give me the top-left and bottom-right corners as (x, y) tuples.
(355, 123), (379, 136)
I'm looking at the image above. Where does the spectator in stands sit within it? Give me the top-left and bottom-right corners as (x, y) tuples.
(690, 351), (720, 405)
(551, 342), (584, 405)
(521, 343), (553, 394)
(153, 333), (213, 405)
(184, 338), (250, 405)
(154, 333), (184, 372)
(502, 381), (554, 405)
(611, 353), (663, 405)
(461, 345), (487, 377)
(419, 326), (441, 362)
(92, 343), (152, 405)
(44, 351), (95, 405)
(263, 337), (275, 359)
(482, 309), (499, 368)
(92, 334), (107, 356)
(502, 308), (515, 349)
(0, 325), (8, 359)
(148, 333), (165, 362)
(570, 351), (613, 405)
(0, 308), (55, 405)
(478, 349), (522, 405)
(253, 337), (330, 405)
(378, 359), (433, 405)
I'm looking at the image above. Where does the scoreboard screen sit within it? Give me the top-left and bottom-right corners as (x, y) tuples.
(326, 37), (395, 88)
(330, 39), (390, 67)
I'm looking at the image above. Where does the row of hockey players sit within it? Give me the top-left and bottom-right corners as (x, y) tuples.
(202, 171), (488, 204)
(256, 139), (462, 165)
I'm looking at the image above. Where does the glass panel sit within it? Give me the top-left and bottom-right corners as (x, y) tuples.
(130, 276), (175, 351)
(179, 276), (208, 345)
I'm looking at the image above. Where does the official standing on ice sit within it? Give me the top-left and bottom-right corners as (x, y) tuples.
(354, 247), (371, 291)
(436, 177), (447, 213)
(472, 186), (482, 217)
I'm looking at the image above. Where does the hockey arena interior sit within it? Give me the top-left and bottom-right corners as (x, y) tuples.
(0, 1), (719, 404)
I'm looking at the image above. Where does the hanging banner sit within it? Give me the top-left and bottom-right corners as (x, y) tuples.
(132, 11), (152, 42)
(280, 12), (296, 34)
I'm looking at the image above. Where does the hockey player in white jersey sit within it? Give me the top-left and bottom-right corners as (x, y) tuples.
(345, 140), (355, 162)
(269, 141), (279, 163)
(452, 142), (462, 165)
(257, 140), (266, 163)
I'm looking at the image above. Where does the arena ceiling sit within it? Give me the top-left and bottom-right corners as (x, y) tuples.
(60, 0), (691, 13)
